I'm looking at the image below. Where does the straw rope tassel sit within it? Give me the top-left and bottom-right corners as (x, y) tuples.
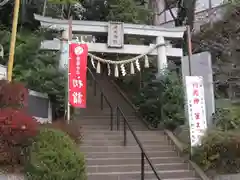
(96, 61), (101, 73)
(91, 56), (96, 69)
(135, 59), (140, 71)
(120, 64), (126, 76)
(144, 55), (149, 68)
(130, 62), (135, 74)
(107, 64), (111, 76)
(114, 65), (119, 77)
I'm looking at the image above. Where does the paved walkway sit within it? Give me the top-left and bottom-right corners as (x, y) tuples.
(0, 173), (24, 180)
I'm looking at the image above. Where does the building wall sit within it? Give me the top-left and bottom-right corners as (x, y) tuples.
(0, 64), (6, 79)
(158, 0), (227, 32)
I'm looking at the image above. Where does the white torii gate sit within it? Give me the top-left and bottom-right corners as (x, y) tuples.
(34, 14), (186, 77)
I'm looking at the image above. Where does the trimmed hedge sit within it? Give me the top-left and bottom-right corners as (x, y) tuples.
(41, 120), (82, 144)
(25, 128), (86, 180)
(192, 129), (240, 173)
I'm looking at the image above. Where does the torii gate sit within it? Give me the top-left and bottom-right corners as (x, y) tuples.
(34, 14), (187, 122)
(34, 14), (186, 77)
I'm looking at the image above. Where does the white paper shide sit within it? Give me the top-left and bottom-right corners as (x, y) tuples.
(185, 76), (207, 147)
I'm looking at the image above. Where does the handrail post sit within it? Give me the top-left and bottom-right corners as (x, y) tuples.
(141, 152), (145, 180)
(94, 80), (96, 96)
(123, 118), (127, 146)
(100, 92), (103, 110)
(110, 107), (113, 131)
(116, 107), (120, 131)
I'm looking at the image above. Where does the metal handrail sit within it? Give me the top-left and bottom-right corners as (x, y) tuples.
(116, 106), (161, 180)
(87, 68), (114, 130)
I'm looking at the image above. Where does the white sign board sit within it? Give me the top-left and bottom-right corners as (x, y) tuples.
(0, 64), (7, 79)
(185, 76), (207, 147)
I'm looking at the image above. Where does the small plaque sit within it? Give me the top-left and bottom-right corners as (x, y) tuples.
(73, 34), (94, 43)
(107, 22), (124, 48)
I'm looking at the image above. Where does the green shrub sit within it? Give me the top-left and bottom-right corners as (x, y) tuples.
(213, 107), (240, 130)
(132, 69), (185, 129)
(25, 128), (86, 180)
(192, 129), (240, 173)
(41, 120), (82, 144)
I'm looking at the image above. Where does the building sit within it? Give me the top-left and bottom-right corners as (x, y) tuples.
(152, 0), (228, 32)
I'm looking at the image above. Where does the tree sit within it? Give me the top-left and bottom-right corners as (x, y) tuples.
(44, 0), (84, 19)
(192, 2), (240, 99)
(0, 0), (42, 30)
(0, 29), (66, 118)
(82, 0), (149, 23)
(106, 0), (149, 23)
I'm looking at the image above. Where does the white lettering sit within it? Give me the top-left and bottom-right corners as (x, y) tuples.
(72, 92), (83, 104)
(73, 79), (83, 88)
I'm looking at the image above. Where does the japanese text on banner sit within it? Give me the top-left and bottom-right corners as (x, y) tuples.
(68, 43), (88, 108)
(185, 76), (207, 147)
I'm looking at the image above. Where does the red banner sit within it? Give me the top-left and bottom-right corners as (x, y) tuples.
(68, 43), (88, 108)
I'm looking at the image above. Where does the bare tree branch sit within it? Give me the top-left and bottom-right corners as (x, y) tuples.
(0, 0), (11, 6)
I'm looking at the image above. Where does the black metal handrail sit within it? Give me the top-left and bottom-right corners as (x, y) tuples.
(87, 68), (114, 130)
(116, 106), (161, 180)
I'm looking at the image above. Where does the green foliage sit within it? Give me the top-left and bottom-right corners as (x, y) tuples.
(0, 0), (43, 29)
(132, 68), (185, 129)
(213, 107), (240, 131)
(192, 106), (240, 172)
(106, 0), (150, 23)
(42, 121), (83, 144)
(192, 129), (240, 173)
(82, 0), (150, 24)
(48, 0), (79, 4)
(25, 128), (86, 180)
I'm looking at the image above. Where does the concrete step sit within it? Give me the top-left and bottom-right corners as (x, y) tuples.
(79, 145), (174, 152)
(77, 110), (114, 115)
(87, 162), (190, 173)
(82, 134), (167, 141)
(145, 178), (200, 180)
(84, 151), (178, 159)
(78, 119), (146, 128)
(87, 169), (196, 180)
(81, 125), (147, 131)
(78, 116), (137, 120)
(79, 112), (136, 117)
(82, 139), (165, 146)
(86, 156), (185, 166)
(78, 118), (140, 124)
(82, 135), (167, 143)
(82, 130), (165, 135)
(79, 122), (143, 127)
(77, 117), (115, 122)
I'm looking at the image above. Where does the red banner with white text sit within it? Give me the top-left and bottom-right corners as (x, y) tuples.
(68, 43), (88, 108)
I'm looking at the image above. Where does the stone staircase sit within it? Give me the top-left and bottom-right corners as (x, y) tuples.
(77, 73), (201, 180)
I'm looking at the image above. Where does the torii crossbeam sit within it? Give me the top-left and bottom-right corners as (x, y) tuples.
(34, 14), (186, 76)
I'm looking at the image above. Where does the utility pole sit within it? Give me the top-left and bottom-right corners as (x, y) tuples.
(7, 0), (20, 82)
(186, 25), (192, 76)
(67, 16), (72, 123)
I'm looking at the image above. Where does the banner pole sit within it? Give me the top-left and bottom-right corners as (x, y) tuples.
(67, 16), (72, 124)
(186, 25), (192, 76)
